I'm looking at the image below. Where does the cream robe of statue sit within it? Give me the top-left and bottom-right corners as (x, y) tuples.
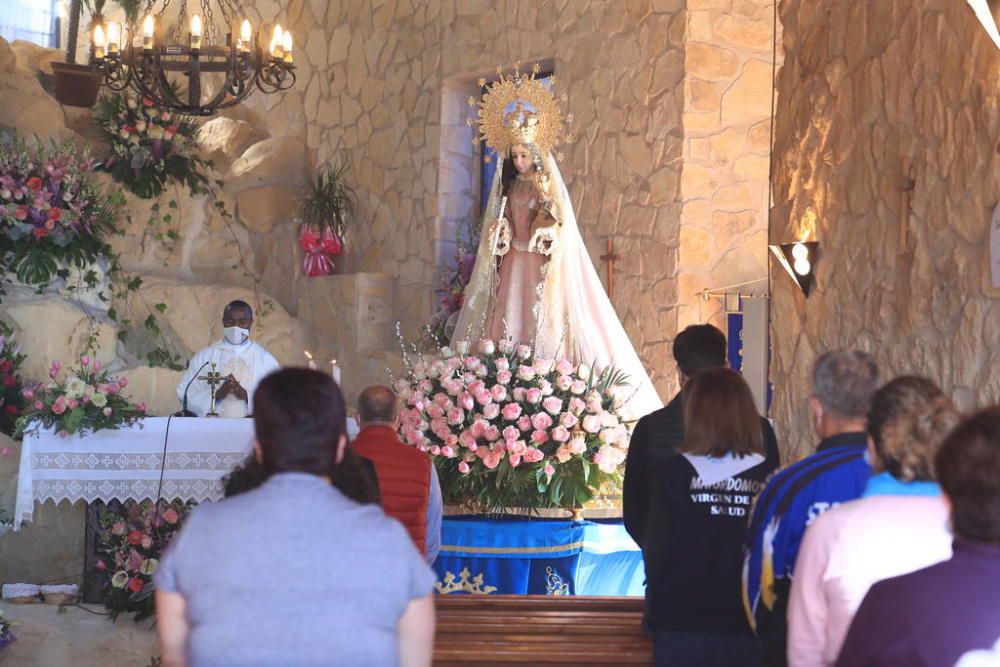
(176, 338), (280, 417)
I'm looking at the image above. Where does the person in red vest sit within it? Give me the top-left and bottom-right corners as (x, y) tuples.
(351, 385), (442, 564)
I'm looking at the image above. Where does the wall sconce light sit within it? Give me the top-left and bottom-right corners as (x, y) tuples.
(769, 241), (818, 296)
(967, 0), (1000, 50)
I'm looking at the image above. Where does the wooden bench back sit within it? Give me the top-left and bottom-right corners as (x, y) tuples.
(434, 595), (652, 665)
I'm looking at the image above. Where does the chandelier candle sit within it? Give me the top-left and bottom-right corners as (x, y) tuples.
(92, 2), (296, 117)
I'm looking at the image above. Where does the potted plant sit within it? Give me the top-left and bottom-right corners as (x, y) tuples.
(298, 160), (354, 277)
(51, 0), (141, 108)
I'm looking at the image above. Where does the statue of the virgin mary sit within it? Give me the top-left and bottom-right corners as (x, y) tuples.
(452, 66), (662, 419)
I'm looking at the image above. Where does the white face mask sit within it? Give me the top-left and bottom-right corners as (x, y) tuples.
(223, 326), (250, 345)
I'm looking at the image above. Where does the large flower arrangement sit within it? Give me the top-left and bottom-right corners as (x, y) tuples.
(396, 339), (632, 512)
(15, 355), (146, 439)
(94, 93), (208, 200)
(0, 134), (117, 288)
(0, 321), (25, 436)
(94, 499), (190, 621)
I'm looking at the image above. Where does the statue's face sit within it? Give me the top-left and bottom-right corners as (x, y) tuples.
(510, 145), (535, 174)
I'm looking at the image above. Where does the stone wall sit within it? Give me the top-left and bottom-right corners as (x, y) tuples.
(769, 0), (1000, 458)
(678, 0), (777, 331)
(289, 0), (692, 397)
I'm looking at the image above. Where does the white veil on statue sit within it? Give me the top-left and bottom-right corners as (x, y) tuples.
(453, 150), (663, 420)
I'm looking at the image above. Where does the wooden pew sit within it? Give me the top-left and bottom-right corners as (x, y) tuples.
(434, 595), (652, 666)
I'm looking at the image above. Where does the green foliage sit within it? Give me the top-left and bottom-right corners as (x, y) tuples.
(300, 160), (355, 238)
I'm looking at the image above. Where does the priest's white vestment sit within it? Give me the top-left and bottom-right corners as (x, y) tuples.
(177, 339), (281, 417)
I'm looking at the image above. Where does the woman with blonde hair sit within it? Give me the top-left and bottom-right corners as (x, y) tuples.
(787, 376), (961, 666)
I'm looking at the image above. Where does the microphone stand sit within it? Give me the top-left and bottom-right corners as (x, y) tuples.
(174, 360), (210, 417)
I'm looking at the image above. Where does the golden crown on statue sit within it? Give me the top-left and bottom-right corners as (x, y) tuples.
(467, 62), (574, 161)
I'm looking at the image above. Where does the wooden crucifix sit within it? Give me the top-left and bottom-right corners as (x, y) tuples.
(600, 238), (620, 299)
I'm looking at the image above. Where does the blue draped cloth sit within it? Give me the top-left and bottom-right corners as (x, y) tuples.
(433, 516), (645, 596)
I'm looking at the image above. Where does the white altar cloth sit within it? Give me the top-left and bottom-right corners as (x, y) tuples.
(13, 417), (257, 530)
(14, 416), (361, 530)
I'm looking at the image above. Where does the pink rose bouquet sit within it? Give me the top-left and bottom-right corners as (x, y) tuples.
(15, 355), (147, 438)
(395, 339), (634, 512)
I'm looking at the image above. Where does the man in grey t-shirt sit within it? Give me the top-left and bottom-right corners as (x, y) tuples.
(155, 368), (436, 666)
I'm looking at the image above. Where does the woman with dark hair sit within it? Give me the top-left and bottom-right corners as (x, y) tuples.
(643, 367), (776, 667)
(836, 406), (1000, 666)
(787, 376), (960, 666)
(155, 368), (435, 667)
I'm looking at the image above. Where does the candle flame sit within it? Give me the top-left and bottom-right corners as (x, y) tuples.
(93, 24), (106, 47)
(240, 19), (252, 42)
(190, 14), (202, 38)
(303, 349), (313, 360)
(142, 14), (155, 37)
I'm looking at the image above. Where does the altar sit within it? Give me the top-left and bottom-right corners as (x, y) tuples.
(13, 417), (257, 530)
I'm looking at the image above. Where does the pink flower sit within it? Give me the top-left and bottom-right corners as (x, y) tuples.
(508, 454), (522, 468)
(531, 412), (554, 431)
(482, 403), (500, 420)
(482, 452), (502, 469)
(517, 415), (532, 431)
(586, 396), (604, 413)
(22, 388), (33, 400)
(95, 560), (106, 571)
(524, 447), (545, 463)
(474, 389), (493, 407)
(0, 447), (9, 458)
(137, 402), (147, 412)
(485, 426), (500, 441)
(51, 361), (61, 372)
(555, 374), (573, 391)
(517, 365), (536, 382)
(469, 419), (488, 439)
(569, 397), (586, 414)
(496, 369), (513, 385)
(67, 398), (78, 410)
(427, 404), (444, 419)
(531, 429), (550, 444)
(111, 521), (126, 535)
(542, 396), (563, 414)
(458, 461), (471, 474)
(544, 463), (556, 477)
(459, 431), (476, 448)
(517, 344), (532, 359)
(570, 379), (587, 395)
(52, 400), (67, 415)
(556, 446), (572, 463)
(502, 425), (520, 442)
(92, 360), (102, 371)
(512, 387), (526, 402)
(478, 339), (495, 355)
(467, 379), (486, 394)
(506, 439), (527, 455)
(49, 369), (58, 379)
(582, 415), (602, 434)
(34, 400), (43, 410)
(162, 508), (179, 524)
(441, 445), (456, 458)
(431, 445), (441, 456)
(444, 433), (459, 447)
(555, 359), (575, 375)
(118, 377), (128, 388)
(551, 425), (571, 442)
(141, 535), (153, 550)
(459, 392), (475, 411)
(433, 392), (450, 407)
(525, 388), (543, 404)
(559, 412), (579, 428)
(501, 402), (522, 421)
(80, 355), (90, 366)
(569, 434), (587, 455)
(490, 385), (508, 402)
(446, 407), (465, 425)
(494, 357), (510, 372)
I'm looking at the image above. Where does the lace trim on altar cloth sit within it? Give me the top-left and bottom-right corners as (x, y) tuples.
(29, 451), (247, 472)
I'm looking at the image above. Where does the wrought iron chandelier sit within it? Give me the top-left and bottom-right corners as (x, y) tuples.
(90, 0), (296, 116)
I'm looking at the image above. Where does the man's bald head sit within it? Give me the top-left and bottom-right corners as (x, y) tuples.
(358, 385), (399, 426)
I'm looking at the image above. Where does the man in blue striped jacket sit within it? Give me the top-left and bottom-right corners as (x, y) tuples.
(743, 351), (880, 667)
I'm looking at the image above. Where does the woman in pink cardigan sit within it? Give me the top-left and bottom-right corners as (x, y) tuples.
(785, 376), (961, 667)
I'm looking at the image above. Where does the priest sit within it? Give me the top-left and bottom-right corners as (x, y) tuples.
(176, 300), (280, 417)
